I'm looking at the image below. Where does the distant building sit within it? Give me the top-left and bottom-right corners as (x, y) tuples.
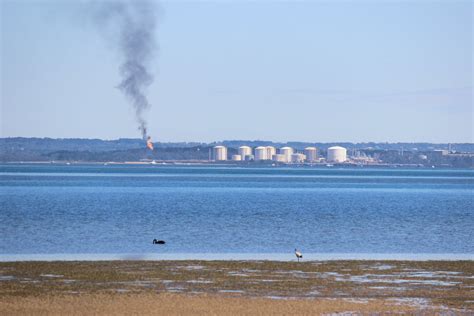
(245, 154), (255, 161)
(238, 146), (252, 160)
(291, 153), (306, 163)
(279, 147), (293, 163)
(327, 146), (347, 162)
(255, 146), (268, 161)
(432, 150), (448, 157)
(231, 154), (242, 161)
(273, 154), (287, 162)
(213, 146), (227, 161)
(304, 147), (318, 162)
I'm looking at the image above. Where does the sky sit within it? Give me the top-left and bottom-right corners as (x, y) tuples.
(1, 0), (472, 143)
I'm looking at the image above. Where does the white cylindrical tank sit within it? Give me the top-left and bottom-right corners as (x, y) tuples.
(231, 154), (242, 161)
(266, 146), (276, 160)
(273, 154), (287, 162)
(254, 146), (267, 160)
(327, 146), (347, 162)
(213, 145), (227, 161)
(291, 153), (306, 163)
(279, 147), (293, 162)
(304, 147), (318, 162)
(238, 146), (252, 160)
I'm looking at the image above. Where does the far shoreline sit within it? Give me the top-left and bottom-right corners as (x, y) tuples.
(1, 253), (473, 262)
(2, 161), (473, 170)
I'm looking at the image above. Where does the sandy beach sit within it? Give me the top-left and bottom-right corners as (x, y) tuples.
(1, 260), (473, 315)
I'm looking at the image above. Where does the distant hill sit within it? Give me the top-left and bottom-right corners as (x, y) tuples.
(0, 138), (210, 162)
(0, 137), (473, 168)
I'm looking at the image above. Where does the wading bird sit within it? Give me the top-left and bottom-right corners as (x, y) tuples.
(295, 249), (303, 262)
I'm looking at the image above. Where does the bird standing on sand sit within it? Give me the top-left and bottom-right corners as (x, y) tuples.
(295, 249), (303, 262)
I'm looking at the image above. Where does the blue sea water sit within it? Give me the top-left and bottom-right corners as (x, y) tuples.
(1, 164), (473, 260)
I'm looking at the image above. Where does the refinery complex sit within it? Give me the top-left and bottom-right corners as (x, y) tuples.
(204, 144), (474, 167)
(212, 145), (348, 164)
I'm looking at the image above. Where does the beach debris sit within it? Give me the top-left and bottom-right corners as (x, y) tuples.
(40, 274), (64, 278)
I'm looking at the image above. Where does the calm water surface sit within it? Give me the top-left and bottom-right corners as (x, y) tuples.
(1, 164), (473, 259)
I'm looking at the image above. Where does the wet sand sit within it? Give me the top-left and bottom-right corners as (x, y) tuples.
(1, 260), (473, 314)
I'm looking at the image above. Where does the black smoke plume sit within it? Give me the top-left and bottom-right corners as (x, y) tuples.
(92, 0), (158, 139)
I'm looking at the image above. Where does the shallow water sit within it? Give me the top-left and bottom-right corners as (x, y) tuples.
(1, 164), (473, 259)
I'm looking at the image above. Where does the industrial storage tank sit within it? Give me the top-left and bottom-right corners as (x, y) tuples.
(238, 146), (252, 160)
(231, 154), (242, 161)
(327, 146), (347, 162)
(213, 145), (227, 161)
(279, 147), (293, 163)
(304, 147), (318, 162)
(254, 146), (268, 160)
(266, 146), (276, 160)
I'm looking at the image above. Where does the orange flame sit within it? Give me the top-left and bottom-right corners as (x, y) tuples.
(146, 137), (154, 151)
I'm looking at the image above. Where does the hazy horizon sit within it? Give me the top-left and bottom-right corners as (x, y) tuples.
(1, 1), (472, 143)
(2, 136), (472, 146)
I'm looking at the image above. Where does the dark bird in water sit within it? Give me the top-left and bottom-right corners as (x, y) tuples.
(153, 239), (165, 245)
(295, 248), (303, 262)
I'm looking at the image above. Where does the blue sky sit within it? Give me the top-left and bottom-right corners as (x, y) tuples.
(1, 0), (472, 142)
